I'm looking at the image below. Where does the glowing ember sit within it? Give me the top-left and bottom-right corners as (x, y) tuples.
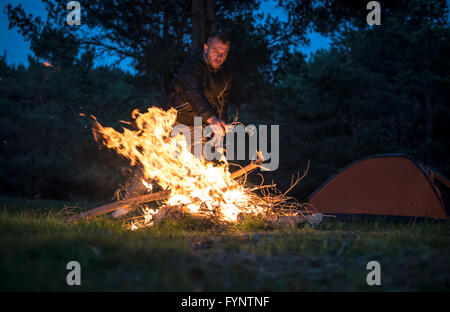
(92, 107), (266, 229)
(43, 61), (54, 68)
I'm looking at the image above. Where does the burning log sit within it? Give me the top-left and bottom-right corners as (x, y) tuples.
(65, 190), (170, 223)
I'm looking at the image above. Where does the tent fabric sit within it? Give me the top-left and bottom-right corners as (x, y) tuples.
(308, 155), (448, 220)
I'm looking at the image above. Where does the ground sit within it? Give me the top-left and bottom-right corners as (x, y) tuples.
(0, 196), (449, 291)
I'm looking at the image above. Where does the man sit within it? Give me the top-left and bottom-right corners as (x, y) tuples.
(113, 32), (233, 218)
(164, 31), (232, 150)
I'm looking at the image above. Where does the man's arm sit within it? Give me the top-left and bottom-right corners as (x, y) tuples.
(177, 59), (217, 122)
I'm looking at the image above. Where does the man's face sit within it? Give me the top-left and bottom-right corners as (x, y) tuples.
(203, 38), (230, 69)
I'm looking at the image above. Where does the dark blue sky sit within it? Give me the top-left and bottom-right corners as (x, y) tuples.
(0, 0), (331, 71)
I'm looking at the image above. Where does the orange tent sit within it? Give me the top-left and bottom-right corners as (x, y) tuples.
(308, 154), (449, 219)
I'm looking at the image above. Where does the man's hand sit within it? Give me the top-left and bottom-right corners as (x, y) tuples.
(207, 116), (227, 146)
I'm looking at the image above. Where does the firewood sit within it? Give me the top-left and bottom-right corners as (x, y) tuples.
(66, 154), (264, 223)
(230, 154), (264, 179)
(151, 205), (190, 224)
(65, 190), (170, 223)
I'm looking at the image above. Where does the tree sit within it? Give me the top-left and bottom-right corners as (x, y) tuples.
(191, 0), (217, 53)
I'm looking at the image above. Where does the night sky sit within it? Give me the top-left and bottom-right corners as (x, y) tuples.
(0, 0), (331, 71)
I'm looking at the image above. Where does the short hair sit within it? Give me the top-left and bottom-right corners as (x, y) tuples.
(207, 31), (231, 46)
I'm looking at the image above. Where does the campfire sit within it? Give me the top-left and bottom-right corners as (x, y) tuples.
(65, 107), (320, 228)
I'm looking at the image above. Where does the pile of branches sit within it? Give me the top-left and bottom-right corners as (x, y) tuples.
(64, 156), (322, 228)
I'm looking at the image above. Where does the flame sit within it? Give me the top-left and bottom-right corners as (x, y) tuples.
(141, 179), (153, 192)
(93, 107), (265, 228)
(43, 61), (54, 68)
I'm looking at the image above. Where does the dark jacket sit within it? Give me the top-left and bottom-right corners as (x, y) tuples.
(163, 50), (232, 126)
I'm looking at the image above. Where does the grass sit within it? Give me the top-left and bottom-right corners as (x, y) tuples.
(0, 196), (449, 291)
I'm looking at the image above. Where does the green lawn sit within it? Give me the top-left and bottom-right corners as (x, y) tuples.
(0, 196), (449, 291)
